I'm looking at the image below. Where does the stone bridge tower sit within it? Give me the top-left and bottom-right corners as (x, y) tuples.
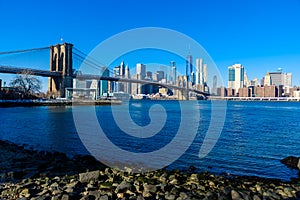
(177, 75), (189, 100)
(48, 43), (73, 98)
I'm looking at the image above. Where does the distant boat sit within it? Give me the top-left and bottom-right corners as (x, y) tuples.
(131, 94), (149, 100)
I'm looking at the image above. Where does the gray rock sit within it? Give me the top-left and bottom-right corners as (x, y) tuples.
(61, 194), (69, 200)
(88, 190), (102, 199)
(115, 180), (132, 193)
(205, 191), (217, 200)
(253, 194), (261, 200)
(231, 189), (242, 200)
(143, 183), (157, 193)
(137, 195), (145, 200)
(100, 195), (109, 200)
(142, 183), (157, 197)
(79, 170), (100, 183)
(165, 192), (176, 200)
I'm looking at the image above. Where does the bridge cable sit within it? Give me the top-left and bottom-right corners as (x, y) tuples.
(0, 47), (49, 55)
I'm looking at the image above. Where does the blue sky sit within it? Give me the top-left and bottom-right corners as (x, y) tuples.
(1, 0), (300, 90)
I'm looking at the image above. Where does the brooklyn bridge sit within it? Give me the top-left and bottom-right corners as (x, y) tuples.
(0, 43), (209, 100)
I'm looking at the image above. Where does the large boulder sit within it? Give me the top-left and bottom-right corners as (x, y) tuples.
(281, 156), (300, 169)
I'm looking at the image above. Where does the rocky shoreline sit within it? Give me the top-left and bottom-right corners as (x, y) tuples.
(1, 140), (300, 200)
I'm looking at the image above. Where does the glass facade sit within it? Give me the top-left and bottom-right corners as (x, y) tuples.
(228, 68), (235, 81)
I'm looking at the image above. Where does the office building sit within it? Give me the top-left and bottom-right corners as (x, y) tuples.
(186, 54), (193, 79)
(136, 63), (146, 80)
(196, 58), (203, 85)
(170, 61), (177, 85)
(228, 64), (244, 92)
(264, 73), (272, 86)
(269, 71), (282, 86)
(283, 72), (292, 88)
(124, 65), (131, 94)
(99, 67), (109, 96)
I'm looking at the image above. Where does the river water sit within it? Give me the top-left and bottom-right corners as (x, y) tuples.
(0, 100), (299, 180)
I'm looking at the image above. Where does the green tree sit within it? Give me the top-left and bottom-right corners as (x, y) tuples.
(10, 70), (41, 95)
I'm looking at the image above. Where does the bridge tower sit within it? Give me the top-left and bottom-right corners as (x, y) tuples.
(48, 43), (73, 98)
(177, 76), (189, 100)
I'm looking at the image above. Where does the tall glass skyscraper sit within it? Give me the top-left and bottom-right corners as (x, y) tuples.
(170, 61), (176, 84)
(186, 54), (193, 79)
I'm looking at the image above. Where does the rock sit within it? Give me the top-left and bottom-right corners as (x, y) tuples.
(137, 195), (145, 200)
(231, 189), (242, 200)
(79, 170), (100, 183)
(115, 180), (131, 193)
(253, 194), (261, 200)
(20, 188), (31, 198)
(99, 195), (109, 200)
(169, 178), (178, 185)
(281, 156), (300, 169)
(143, 183), (157, 194)
(189, 174), (198, 182)
(61, 194), (70, 200)
(165, 192), (176, 200)
(179, 192), (189, 199)
(206, 191), (217, 199)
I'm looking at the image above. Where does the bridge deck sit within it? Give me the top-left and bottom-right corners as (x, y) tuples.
(0, 66), (209, 96)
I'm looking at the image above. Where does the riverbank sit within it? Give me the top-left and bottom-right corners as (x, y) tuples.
(0, 99), (122, 107)
(0, 140), (300, 199)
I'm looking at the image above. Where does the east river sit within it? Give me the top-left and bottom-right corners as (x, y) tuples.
(0, 100), (299, 181)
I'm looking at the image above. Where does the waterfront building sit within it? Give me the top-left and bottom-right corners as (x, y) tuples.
(244, 71), (250, 87)
(170, 61), (177, 85)
(156, 71), (165, 82)
(227, 88), (235, 97)
(146, 71), (153, 80)
(124, 65), (131, 94)
(250, 78), (259, 87)
(238, 87), (251, 97)
(196, 58), (203, 85)
(282, 72), (292, 88)
(269, 71), (282, 86)
(134, 63), (146, 95)
(186, 54), (193, 80)
(99, 67), (109, 96)
(203, 64), (208, 84)
(217, 87), (227, 97)
(266, 69), (292, 89)
(264, 73), (272, 86)
(195, 58), (208, 92)
(136, 63), (146, 80)
(211, 75), (217, 95)
(228, 64), (244, 93)
(190, 71), (196, 85)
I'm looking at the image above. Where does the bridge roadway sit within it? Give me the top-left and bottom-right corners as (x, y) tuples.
(0, 66), (209, 96)
(0, 66), (61, 77)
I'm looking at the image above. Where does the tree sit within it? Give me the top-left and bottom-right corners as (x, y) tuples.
(10, 70), (41, 95)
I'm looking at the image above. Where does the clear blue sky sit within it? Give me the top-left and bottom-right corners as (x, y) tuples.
(1, 0), (300, 89)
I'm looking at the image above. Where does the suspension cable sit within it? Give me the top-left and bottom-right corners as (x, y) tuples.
(0, 47), (49, 55)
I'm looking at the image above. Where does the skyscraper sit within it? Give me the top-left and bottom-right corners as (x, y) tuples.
(196, 58), (203, 85)
(170, 61), (177, 85)
(264, 72), (272, 86)
(99, 67), (109, 96)
(119, 60), (125, 77)
(203, 64), (208, 84)
(228, 64), (244, 92)
(124, 65), (131, 94)
(186, 54), (193, 79)
(136, 63), (146, 80)
(283, 73), (292, 88)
